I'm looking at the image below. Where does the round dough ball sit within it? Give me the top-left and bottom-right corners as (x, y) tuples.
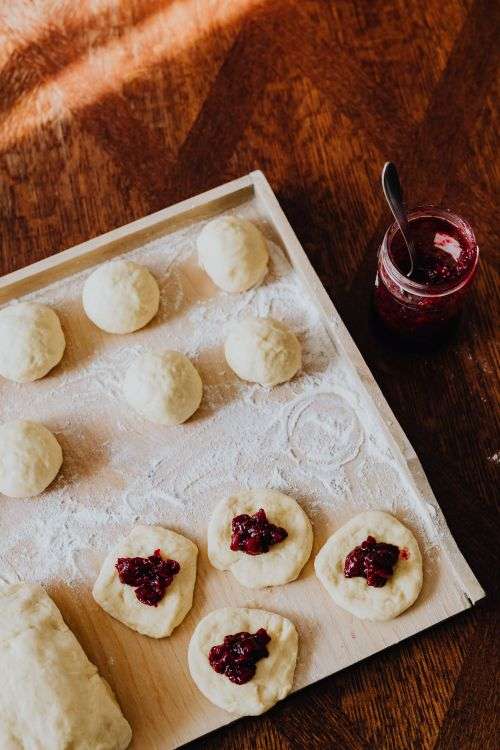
(225, 317), (301, 386)
(315, 511), (423, 621)
(93, 524), (198, 638)
(197, 216), (269, 292)
(82, 260), (159, 334)
(0, 420), (63, 498)
(208, 489), (313, 588)
(188, 607), (298, 716)
(0, 303), (65, 382)
(123, 350), (203, 425)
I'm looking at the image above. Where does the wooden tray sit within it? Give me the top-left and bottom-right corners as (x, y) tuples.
(0, 171), (484, 749)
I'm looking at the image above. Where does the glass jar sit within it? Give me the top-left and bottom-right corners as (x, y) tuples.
(374, 207), (479, 339)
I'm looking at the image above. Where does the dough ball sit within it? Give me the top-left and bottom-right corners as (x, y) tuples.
(0, 584), (132, 749)
(0, 420), (63, 498)
(93, 525), (198, 638)
(225, 317), (301, 386)
(208, 489), (313, 588)
(123, 350), (202, 425)
(82, 259), (159, 334)
(197, 216), (269, 292)
(188, 607), (298, 716)
(0, 302), (65, 382)
(315, 511), (423, 621)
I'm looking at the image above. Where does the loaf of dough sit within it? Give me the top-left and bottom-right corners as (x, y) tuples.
(0, 583), (132, 750)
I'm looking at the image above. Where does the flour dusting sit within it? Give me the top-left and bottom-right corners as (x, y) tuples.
(0, 199), (440, 587)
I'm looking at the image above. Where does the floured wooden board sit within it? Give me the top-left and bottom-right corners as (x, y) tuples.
(0, 172), (484, 749)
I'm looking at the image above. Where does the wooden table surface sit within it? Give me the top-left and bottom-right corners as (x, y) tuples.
(0, 1), (498, 748)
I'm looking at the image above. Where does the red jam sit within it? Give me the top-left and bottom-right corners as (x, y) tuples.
(375, 207), (478, 339)
(208, 628), (271, 684)
(115, 549), (180, 606)
(344, 535), (400, 587)
(230, 508), (288, 555)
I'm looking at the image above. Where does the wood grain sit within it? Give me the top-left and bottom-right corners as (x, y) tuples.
(0, 1), (498, 749)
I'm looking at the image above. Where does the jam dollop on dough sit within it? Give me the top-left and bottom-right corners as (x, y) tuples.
(115, 548), (180, 606)
(209, 628), (271, 684)
(230, 508), (288, 555)
(344, 535), (401, 587)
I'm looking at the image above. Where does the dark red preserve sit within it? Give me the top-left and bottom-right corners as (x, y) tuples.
(344, 535), (400, 587)
(208, 628), (271, 684)
(375, 207), (478, 338)
(230, 508), (288, 555)
(115, 548), (180, 606)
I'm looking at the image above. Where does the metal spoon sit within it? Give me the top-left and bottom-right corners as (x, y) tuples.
(381, 161), (415, 277)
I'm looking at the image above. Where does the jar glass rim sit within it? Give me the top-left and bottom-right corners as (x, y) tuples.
(380, 206), (479, 298)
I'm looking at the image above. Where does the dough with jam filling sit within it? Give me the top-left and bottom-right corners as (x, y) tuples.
(93, 525), (198, 638)
(0, 583), (131, 749)
(315, 510), (423, 621)
(208, 489), (313, 589)
(188, 607), (298, 716)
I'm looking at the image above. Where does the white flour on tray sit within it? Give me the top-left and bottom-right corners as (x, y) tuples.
(0, 199), (440, 587)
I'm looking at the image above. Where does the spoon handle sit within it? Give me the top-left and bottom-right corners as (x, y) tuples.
(381, 162), (414, 276)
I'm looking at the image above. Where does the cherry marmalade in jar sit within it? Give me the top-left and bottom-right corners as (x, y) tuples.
(374, 207), (479, 339)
